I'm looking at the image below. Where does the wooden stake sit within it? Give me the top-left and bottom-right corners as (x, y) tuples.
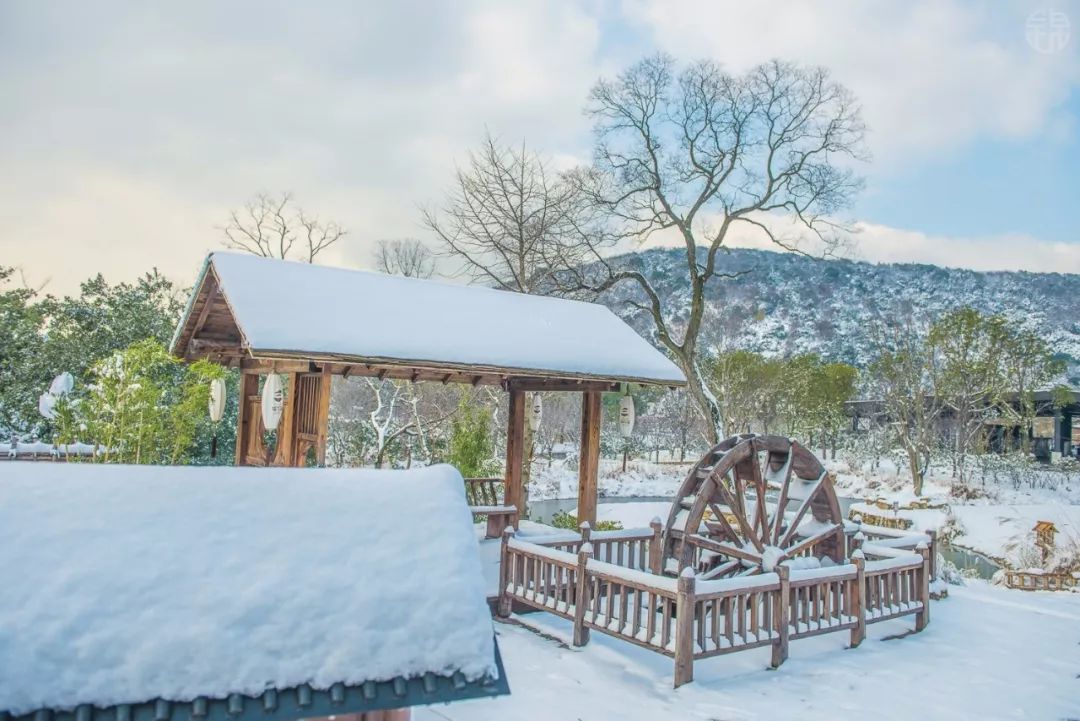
(648, 517), (664, 576)
(673, 568), (696, 688)
(851, 553), (866, 647)
(916, 543), (931, 631)
(771, 564), (790, 668)
(572, 543), (593, 647)
(497, 527), (515, 618)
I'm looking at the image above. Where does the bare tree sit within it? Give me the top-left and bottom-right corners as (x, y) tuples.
(870, 323), (947, 496)
(220, 191), (346, 262)
(421, 132), (576, 292)
(546, 56), (867, 442)
(423, 132), (581, 500)
(374, 238), (436, 279)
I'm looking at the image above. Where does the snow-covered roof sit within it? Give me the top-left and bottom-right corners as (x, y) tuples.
(0, 463), (502, 716)
(172, 253), (685, 386)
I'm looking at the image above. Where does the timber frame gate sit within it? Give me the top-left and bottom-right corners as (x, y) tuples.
(236, 368), (333, 467)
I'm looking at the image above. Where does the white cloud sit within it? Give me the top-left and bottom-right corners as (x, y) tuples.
(0, 1), (603, 293)
(622, 0), (1080, 165)
(0, 1), (1076, 294)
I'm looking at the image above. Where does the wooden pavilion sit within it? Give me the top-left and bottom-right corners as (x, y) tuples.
(171, 253), (686, 526)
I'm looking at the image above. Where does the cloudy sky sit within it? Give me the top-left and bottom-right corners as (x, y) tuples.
(2, 0), (1078, 294)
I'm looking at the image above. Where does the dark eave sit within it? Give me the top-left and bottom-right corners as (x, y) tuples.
(1, 644), (508, 721)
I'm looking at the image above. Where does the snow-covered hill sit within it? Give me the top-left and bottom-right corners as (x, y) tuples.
(599, 247), (1080, 373)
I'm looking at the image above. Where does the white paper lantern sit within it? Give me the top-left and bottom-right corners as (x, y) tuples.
(49, 372), (74, 397)
(529, 394), (543, 431)
(208, 378), (227, 423)
(39, 392), (57, 420)
(261, 374), (285, 430)
(618, 394), (636, 437)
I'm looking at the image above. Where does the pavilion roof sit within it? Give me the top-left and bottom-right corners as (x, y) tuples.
(171, 253), (686, 387)
(0, 463), (506, 719)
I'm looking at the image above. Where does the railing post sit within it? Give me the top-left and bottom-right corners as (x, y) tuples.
(771, 564), (791, 668)
(579, 521), (592, 543)
(673, 568), (696, 688)
(916, 542), (931, 632)
(497, 526), (516, 618)
(572, 542), (593, 647)
(849, 530), (865, 556)
(926, 529), (938, 582)
(850, 551), (866, 648)
(649, 516), (663, 576)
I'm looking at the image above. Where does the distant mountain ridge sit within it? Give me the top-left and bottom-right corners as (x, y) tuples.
(597, 247), (1080, 376)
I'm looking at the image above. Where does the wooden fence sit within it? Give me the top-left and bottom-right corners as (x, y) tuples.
(1004, 570), (1078, 591)
(499, 525), (931, 687)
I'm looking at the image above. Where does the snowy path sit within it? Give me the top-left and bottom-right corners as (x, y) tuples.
(418, 582), (1080, 721)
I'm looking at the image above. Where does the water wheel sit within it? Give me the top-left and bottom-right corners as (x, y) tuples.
(662, 434), (845, 579)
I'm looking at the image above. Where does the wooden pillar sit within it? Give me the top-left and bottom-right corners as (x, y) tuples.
(577, 390), (602, 528)
(572, 542), (593, 647)
(314, 366), (333, 466)
(673, 568), (696, 688)
(235, 372), (260, 466)
(850, 553), (866, 648)
(272, 373), (299, 467)
(916, 543), (931, 631)
(771, 564), (790, 668)
(505, 388), (526, 518)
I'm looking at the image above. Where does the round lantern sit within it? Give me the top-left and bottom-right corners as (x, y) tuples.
(49, 372), (74, 397)
(529, 393), (543, 431)
(618, 394), (636, 437)
(39, 392), (57, 420)
(261, 374), (285, 429)
(208, 378), (227, 423)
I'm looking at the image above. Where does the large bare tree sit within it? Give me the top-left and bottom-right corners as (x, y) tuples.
(422, 132), (580, 500)
(220, 191), (346, 262)
(421, 132), (576, 292)
(548, 55), (867, 442)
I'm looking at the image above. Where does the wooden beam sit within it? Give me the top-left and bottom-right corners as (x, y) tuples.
(505, 388), (527, 519)
(190, 338), (243, 356)
(577, 390), (602, 527)
(191, 283), (219, 337)
(240, 358), (312, 374)
(506, 377), (620, 393)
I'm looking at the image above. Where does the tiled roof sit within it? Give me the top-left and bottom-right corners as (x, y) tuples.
(1, 645), (508, 721)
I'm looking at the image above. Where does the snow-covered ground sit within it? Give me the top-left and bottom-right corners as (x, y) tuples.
(827, 455), (1080, 564)
(419, 582), (1080, 720)
(529, 459), (689, 502)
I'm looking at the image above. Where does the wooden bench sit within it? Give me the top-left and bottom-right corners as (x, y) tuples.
(465, 477), (519, 539)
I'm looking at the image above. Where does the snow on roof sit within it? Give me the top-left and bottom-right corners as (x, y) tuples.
(0, 463), (497, 715)
(176, 253), (685, 385)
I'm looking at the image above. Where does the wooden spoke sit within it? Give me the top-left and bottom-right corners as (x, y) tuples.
(778, 473), (826, 548)
(769, 450), (795, 545)
(684, 534), (762, 565)
(784, 523), (842, 559)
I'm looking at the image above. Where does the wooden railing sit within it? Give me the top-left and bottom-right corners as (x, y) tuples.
(1004, 570), (1079, 591)
(465, 478), (518, 539)
(499, 527), (932, 687)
